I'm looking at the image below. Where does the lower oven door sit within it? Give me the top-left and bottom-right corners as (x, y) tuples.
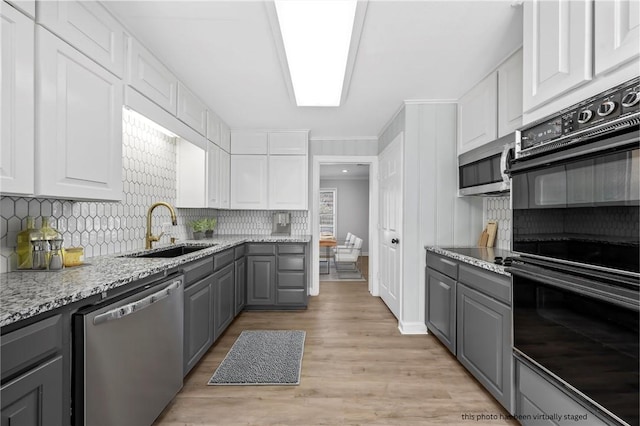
(509, 263), (639, 426)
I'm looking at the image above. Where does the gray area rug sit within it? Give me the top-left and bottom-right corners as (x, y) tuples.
(208, 330), (305, 386)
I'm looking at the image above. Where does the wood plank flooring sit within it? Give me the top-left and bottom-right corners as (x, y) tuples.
(154, 279), (518, 425)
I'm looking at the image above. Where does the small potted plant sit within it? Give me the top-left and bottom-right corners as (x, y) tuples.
(204, 218), (217, 238)
(189, 219), (207, 240)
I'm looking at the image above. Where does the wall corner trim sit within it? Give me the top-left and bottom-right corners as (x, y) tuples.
(398, 321), (428, 335)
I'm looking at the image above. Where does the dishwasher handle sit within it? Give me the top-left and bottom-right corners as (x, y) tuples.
(93, 279), (182, 325)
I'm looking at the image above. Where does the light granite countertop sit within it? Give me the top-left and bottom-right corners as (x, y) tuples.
(424, 246), (516, 276)
(0, 235), (311, 328)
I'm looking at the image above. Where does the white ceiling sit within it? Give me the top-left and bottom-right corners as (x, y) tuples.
(105, 1), (523, 139)
(320, 163), (370, 179)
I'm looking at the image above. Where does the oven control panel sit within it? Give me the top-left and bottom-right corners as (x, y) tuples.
(516, 77), (640, 158)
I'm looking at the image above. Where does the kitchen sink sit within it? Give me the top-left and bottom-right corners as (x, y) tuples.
(124, 245), (215, 258)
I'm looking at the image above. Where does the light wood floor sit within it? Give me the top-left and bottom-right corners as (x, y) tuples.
(154, 278), (518, 425)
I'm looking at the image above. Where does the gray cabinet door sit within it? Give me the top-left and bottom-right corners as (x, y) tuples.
(234, 257), (246, 315)
(426, 267), (456, 354)
(213, 264), (235, 340)
(1, 355), (63, 426)
(183, 275), (214, 376)
(246, 256), (276, 305)
(457, 282), (512, 412)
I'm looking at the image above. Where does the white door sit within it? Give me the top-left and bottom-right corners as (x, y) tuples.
(230, 155), (268, 209)
(594, 0), (640, 76)
(268, 155), (308, 210)
(207, 142), (221, 208)
(219, 149), (230, 209)
(378, 134), (402, 319)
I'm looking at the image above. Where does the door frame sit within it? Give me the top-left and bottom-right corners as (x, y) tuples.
(310, 155), (379, 296)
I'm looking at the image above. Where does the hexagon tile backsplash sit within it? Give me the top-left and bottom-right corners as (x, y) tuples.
(0, 109), (307, 273)
(483, 196), (512, 250)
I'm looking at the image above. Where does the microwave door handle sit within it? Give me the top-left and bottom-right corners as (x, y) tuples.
(93, 280), (182, 325)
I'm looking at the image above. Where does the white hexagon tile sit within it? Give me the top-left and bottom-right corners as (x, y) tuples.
(484, 196), (512, 250)
(0, 109), (308, 273)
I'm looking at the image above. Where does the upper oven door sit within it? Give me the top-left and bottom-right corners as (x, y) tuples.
(510, 130), (640, 274)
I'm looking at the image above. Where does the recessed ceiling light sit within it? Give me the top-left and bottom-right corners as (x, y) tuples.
(275, 0), (357, 107)
(342, 169), (348, 173)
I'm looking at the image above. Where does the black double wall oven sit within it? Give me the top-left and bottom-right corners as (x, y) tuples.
(508, 77), (640, 426)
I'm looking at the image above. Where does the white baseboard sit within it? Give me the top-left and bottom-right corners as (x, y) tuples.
(398, 320), (428, 335)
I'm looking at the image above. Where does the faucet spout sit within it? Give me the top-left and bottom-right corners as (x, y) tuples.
(146, 202), (178, 249)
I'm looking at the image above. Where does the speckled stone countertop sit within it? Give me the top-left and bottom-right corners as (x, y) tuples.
(424, 246), (516, 276)
(0, 235), (311, 327)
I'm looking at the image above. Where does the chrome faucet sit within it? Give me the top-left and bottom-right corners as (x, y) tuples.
(145, 202), (178, 249)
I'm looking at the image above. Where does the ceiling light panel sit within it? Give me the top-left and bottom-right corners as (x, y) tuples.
(275, 0), (357, 107)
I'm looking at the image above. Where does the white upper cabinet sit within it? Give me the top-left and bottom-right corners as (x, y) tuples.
(268, 156), (308, 210)
(219, 122), (231, 153)
(177, 82), (207, 136)
(458, 73), (498, 154)
(230, 155), (268, 209)
(230, 131), (268, 154)
(594, 0), (640, 76)
(207, 141), (221, 208)
(523, 0), (593, 112)
(1, 2), (35, 196)
(37, 0), (125, 77)
(5, 0), (34, 18)
(36, 27), (123, 201)
(207, 110), (221, 146)
(176, 138), (206, 208)
(219, 149), (230, 208)
(497, 49), (523, 137)
(127, 37), (178, 115)
(269, 131), (308, 155)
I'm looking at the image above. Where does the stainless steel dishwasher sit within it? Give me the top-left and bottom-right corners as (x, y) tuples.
(73, 274), (184, 426)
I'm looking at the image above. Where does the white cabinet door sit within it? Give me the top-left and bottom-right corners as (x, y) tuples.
(230, 155), (268, 209)
(127, 38), (178, 115)
(36, 27), (122, 201)
(458, 73), (498, 154)
(230, 131), (268, 154)
(219, 121), (231, 152)
(177, 82), (207, 135)
(207, 110), (221, 146)
(176, 139), (206, 208)
(5, 0), (34, 18)
(207, 142), (220, 208)
(268, 156), (308, 210)
(497, 49), (523, 137)
(523, 0), (593, 112)
(595, 0), (640, 76)
(219, 149), (230, 209)
(37, 0), (125, 77)
(269, 132), (307, 155)
(1, 3), (34, 196)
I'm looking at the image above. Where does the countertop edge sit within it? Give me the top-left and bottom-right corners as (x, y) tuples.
(425, 246), (511, 276)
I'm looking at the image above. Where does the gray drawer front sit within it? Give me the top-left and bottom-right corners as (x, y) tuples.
(183, 256), (214, 286)
(277, 272), (305, 288)
(277, 289), (305, 305)
(277, 244), (305, 255)
(234, 244), (246, 259)
(246, 244), (276, 255)
(516, 360), (609, 426)
(426, 253), (458, 279)
(278, 256), (305, 271)
(458, 264), (510, 305)
(213, 249), (234, 271)
(1, 315), (62, 378)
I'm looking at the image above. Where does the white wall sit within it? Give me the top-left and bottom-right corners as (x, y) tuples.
(320, 178), (370, 254)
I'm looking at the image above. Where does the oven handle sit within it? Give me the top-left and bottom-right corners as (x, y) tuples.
(507, 266), (639, 311)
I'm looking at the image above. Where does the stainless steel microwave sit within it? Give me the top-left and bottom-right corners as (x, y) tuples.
(458, 133), (515, 196)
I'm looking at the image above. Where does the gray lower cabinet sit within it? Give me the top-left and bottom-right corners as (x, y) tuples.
(1, 355), (63, 426)
(457, 282), (512, 411)
(515, 358), (610, 426)
(246, 255), (276, 305)
(234, 256), (246, 315)
(425, 267), (456, 354)
(183, 274), (214, 376)
(213, 263), (235, 341)
(276, 244), (307, 306)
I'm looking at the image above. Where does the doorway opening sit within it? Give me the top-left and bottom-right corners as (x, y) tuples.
(311, 156), (378, 296)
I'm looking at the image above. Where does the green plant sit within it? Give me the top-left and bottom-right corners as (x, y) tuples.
(189, 219), (207, 233)
(205, 218), (217, 231)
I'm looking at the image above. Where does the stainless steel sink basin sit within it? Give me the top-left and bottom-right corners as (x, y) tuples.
(124, 245), (215, 258)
